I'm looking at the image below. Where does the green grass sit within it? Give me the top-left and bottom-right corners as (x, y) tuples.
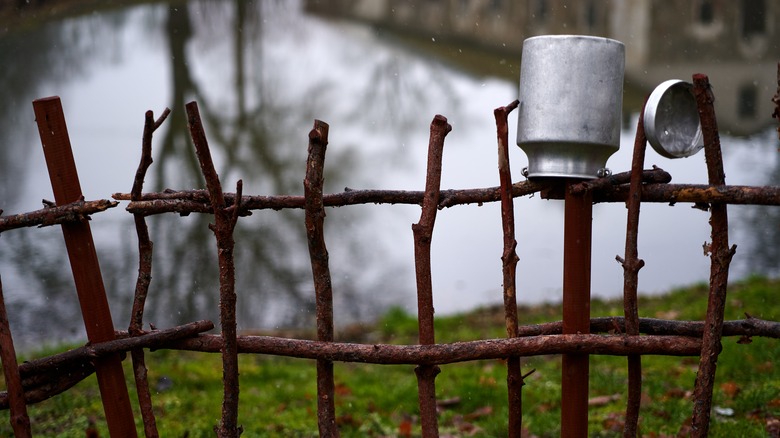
(2, 276), (779, 436)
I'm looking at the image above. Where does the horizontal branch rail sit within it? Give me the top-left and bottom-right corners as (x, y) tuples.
(15, 321), (214, 383)
(595, 183), (780, 206)
(0, 199), (118, 233)
(167, 333), (703, 364)
(114, 180), (780, 218)
(3, 316), (772, 413)
(111, 169), (665, 214)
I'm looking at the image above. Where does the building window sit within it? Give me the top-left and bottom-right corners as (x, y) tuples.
(532, 0), (548, 21)
(738, 83), (757, 119)
(741, 0), (766, 39)
(583, 0), (597, 31)
(698, 0), (714, 25)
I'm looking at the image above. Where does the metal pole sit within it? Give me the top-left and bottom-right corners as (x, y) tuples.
(561, 179), (592, 437)
(33, 96), (138, 437)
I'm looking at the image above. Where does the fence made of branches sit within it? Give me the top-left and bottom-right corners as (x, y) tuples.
(1, 68), (780, 437)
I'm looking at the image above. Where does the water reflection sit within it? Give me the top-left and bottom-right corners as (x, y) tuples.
(0, 0), (778, 350)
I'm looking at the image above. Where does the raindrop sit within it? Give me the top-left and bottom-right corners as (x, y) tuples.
(431, 37), (436, 42)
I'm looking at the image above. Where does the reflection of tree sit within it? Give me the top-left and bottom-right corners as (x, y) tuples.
(2, 0), (469, 343)
(0, 13), (125, 210)
(0, 11), (130, 348)
(140, 0), (382, 329)
(733, 131), (780, 278)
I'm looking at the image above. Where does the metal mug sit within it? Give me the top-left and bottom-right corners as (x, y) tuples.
(516, 35), (625, 179)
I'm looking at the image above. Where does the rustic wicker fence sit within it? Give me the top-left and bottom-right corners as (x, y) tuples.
(1, 69), (780, 437)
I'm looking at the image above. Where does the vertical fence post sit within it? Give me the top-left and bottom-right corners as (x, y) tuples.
(186, 101), (243, 437)
(0, 277), (32, 438)
(561, 180), (592, 437)
(689, 74), (737, 437)
(618, 103), (648, 437)
(32, 96), (138, 437)
(304, 120), (340, 438)
(129, 108), (170, 438)
(494, 100), (525, 437)
(413, 115), (451, 438)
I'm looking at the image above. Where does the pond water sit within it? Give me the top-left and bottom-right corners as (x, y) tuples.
(1, 0), (778, 350)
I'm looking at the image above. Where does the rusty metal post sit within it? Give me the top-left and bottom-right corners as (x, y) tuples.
(561, 180), (592, 437)
(33, 96), (138, 437)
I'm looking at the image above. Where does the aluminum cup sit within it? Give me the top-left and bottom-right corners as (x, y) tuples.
(516, 35), (625, 179)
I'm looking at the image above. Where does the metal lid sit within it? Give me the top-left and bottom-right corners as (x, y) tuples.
(644, 79), (703, 159)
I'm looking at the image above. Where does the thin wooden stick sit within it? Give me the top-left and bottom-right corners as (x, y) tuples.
(0, 277), (31, 437)
(166, 333), (704, 364)
(0, 199), (117, 232)
(129, 107), (170, 438)
(413, 115), (451, 438)
(689, 74), (737, 437)
(303, 120), (339, 437)
(114, 168), (671, 214)
(616, 101), (648, 437)
(494, 100), (525, 437)
(186, 101), (242, 437)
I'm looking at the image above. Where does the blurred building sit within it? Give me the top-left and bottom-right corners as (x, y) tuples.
(307, 0), (779, 135)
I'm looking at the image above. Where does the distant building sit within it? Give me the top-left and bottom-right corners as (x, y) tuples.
(307, 0), (779, 135)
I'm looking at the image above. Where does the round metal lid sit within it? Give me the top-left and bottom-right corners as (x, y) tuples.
(643, 79), (704, 159)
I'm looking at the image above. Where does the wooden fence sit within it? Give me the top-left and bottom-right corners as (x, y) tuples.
(1, 69), (780, 437)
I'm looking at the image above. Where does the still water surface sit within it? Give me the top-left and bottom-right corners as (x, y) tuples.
(0, 1), (778, 350)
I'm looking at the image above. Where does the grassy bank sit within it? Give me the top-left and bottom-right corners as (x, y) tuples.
(2, 276), (779, 436)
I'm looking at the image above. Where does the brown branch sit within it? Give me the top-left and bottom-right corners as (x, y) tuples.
(167, 333), (703, 364)
(495, 100), (524, 437)
(690, 74), (737, 437)
(160, 315), (780, 365)
(595, 183), (780, 205)
(413, 115), (451, 438)
(115, 169), (674, 215)
(619, 101), (648, 438)
(0, 321), (213, 412)
(130, 107), (169, 438)
(0, 199), (118, 233)
(116, 179), (780, 218)
(16, 321), (214, 379)
(186, 101), (242, 437)
(0, 363), (95, 410)
(1, 316), (769, 391)
(0, 277), (31, 436)
(587, 316), (780, 339)
(303, 119), (339, 438)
